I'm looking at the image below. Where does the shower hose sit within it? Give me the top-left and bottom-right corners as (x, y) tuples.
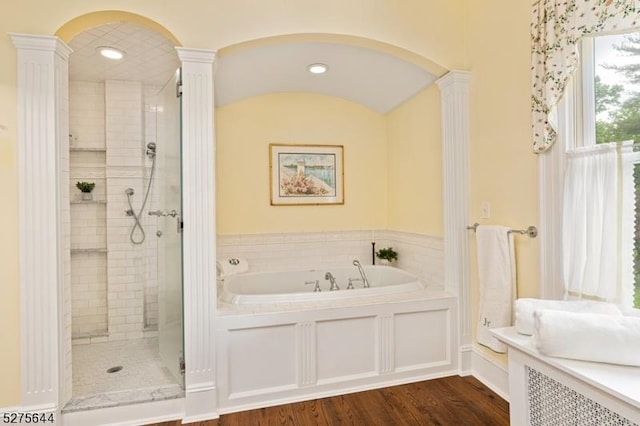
(126, 156), (157, 245)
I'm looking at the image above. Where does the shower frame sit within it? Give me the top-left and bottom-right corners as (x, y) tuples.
(11, 34), (218, 423)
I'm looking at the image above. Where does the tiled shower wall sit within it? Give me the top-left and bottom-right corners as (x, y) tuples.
(69, 81), (108, 338)
(143, 86), (159, 330)
(69, 80), (159, 343)
(105, 80), (158, 341)
(217, 230), (444, 288)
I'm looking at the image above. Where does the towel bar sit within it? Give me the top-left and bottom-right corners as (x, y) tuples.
(467, 223), (538, 238)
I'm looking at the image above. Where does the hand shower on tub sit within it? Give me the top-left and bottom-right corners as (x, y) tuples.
(353, 259), (370, 288)
(125, 142), (157, 244)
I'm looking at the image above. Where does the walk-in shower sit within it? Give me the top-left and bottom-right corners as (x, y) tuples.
(126, 142), (159, 245)
(64, 21), (184, 413)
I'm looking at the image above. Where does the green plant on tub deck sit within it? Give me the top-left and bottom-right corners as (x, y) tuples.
(76, 181), (96, 201)
(376, 247), (398, 263)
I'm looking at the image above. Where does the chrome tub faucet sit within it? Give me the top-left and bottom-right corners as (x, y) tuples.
(352, 260), (370, 288)
(325, 272), (340, 291)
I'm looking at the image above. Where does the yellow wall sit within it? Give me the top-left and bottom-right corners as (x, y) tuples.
(386, 85), (443, 236)
(467, 0), (539, 362)
(0, 37), (20, 406)
(216, 93), (388, 234)
(1, 1), (466, 406)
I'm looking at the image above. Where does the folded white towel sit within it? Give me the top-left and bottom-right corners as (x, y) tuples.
(514, 298), (621, 335)
(476, 225), (516, 353)
(533, 309), (640, 366)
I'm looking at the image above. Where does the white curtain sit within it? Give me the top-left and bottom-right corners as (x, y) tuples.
(563, 142), (634, 301)
(531, 0), (640, 153)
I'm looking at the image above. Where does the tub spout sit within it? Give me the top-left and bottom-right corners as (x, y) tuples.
(325, 272), (339, 291)
(352, 260), (370, 288)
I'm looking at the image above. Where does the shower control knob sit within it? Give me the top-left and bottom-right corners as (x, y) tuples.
(156, 230), (163, 237)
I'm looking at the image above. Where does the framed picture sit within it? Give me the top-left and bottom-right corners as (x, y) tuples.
(270, 144), (344, 205)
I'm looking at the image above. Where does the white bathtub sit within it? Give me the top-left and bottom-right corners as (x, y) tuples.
(220, 265), (424, 304)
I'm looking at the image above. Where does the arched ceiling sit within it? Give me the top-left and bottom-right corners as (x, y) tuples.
(68, 22), (179, 87)
(215, 41), (438, 114)
(67, 23), (439, 114)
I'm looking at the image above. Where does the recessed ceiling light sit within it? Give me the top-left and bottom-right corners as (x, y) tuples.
(97, 46), (125, 60)
(308, 63), (329, 74)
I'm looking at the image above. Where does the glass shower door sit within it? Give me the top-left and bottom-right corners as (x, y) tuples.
(156, 69), (184, 386)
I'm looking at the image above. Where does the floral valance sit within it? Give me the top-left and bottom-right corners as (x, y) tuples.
(531, 0), (640, 153)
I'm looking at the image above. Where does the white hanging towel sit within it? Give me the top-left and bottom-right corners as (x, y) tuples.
(476, 225), (516, 353)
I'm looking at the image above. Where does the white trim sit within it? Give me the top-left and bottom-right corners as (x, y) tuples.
(176, 47), (219, 420)
(61, 397), (186, 426)
(579, 38), (596, 147)
(10, 33), (72, 409)
(537, 147), (566, 299)
(458, 344), (473, 375)
(436, 70), (471, 357)
(216, 370), (459, 415)
(538, 84), (570, 300)
(470, 346), (510, 402)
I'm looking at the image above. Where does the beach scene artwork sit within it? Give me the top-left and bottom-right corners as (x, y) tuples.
(270, 144), (344, 205)
(279, 153), (336, 196)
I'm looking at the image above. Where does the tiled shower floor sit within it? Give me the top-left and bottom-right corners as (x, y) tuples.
(63, 337), (184, 413)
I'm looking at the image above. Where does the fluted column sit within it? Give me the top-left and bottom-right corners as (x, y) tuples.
(436, 71), (471, 371)
(10, 33), (72, 410)
(176, 47), (218, 421)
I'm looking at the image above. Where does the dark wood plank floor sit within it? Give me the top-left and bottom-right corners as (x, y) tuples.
(148, 375), (509, 426)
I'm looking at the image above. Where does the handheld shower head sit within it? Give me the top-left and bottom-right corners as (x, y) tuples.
(146, 142), (157, 158)
(125, 188), (134, 196)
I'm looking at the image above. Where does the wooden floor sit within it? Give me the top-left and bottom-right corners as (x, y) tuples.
(148, 375), (509, 426)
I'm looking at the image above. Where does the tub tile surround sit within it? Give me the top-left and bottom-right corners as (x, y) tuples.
(217, 229), (444, 289)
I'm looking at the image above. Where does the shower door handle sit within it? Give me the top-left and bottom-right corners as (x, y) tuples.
(149, 209), (178, 217)
(148, 209), (181, 232)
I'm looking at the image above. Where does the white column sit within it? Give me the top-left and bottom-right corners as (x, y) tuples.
(436, 71), (471, 372)
(10, 34), (72, 410)
(176, 47), (218, 421)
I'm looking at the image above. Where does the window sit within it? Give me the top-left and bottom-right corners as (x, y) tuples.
(564, 31), (640, 308)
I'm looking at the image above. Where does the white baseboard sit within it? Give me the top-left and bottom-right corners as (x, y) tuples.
(459, 344), (473, 375)
(218, 369), (459, 415)
(62, 397), (185, 426)
(183, 387), (219, 423)
(470, 346), (510, 401)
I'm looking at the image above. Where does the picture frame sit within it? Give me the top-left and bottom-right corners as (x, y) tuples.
(269, 143), (344, 205)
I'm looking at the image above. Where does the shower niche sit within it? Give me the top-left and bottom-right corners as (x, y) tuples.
(69, 145), (108, 341)
(68, 80), (163, 344)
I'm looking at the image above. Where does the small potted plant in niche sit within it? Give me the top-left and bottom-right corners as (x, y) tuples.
(76, 181), (96, 201)
(376, 247), (398, 266)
